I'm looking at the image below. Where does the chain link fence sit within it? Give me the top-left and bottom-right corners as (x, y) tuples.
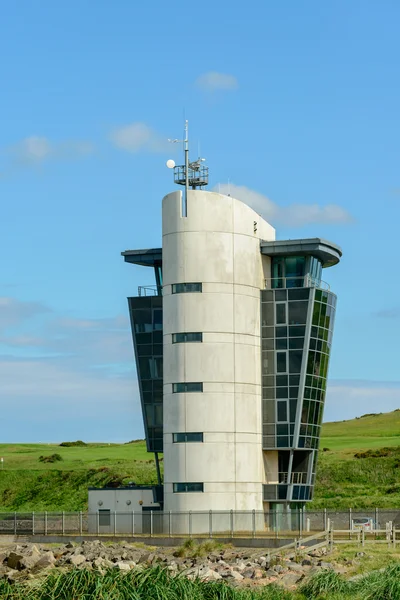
(1, 509), (400, 538)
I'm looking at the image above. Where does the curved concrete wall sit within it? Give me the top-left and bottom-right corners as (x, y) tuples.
(162, 190), (275, 512)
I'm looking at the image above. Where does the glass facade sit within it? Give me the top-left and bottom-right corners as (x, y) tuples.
(261, 282), (337, 504)
(128, 296), (163, 453)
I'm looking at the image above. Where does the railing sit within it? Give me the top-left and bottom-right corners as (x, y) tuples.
(138, 286), (162, 297)
(1, 509), (398, 539)
(264, 275), (330, 291)
(266, 472), (309, 484)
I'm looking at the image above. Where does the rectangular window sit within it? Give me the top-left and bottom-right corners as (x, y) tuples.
(173, 483), (204, 493)
(173, 432), (203, 443)
(172, 382), (203, 393)
(172, 283), (202, 294)
(98, 509), (111, 527)
(276, 351), (287, 373)
(172, 332), (203, 343)
(276, 303), (286, 324)
(277, 401), (288, 422)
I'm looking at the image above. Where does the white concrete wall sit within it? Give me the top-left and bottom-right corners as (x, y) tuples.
(162, 189), (275, 515)
(88, 489), (157, 534)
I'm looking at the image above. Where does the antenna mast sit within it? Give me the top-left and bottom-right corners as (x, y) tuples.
(167, 120), (209, 217)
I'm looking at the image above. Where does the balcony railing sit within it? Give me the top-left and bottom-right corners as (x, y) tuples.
(138, 286), (163, 297)
(264, 275), (330, 291)
(266, 472), (309, 485)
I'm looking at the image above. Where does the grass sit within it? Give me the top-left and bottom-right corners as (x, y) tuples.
(2, 563), (400, 599)
(2, 409), (400, 511)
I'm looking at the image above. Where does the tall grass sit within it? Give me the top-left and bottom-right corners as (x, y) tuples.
(0, 566), (294, 600)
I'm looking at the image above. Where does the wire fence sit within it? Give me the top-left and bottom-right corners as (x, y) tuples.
(1, 509), (400, 538)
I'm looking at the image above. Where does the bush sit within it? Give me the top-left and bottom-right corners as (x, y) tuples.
(300, 569), (351, 598)
(38, 454), (63, 463)
(59, 440), (87, 447)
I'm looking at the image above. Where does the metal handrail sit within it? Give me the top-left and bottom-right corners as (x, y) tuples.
(264, 275), (330, 291)
(138, 286), (163, 297)
(266, 472), (309, 485)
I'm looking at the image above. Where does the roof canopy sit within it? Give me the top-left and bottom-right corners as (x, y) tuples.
(260, 238), (342, 268)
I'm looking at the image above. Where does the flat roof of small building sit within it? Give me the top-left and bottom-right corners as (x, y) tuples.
(260, 238), (342, 268)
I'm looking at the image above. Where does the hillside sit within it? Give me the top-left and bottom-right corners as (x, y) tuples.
(1, 411), (400, 511)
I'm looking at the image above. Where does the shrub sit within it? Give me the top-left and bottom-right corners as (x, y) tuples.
(300, 569), (351, 597)
(59, 440), (87, 447)
(39, 454), (63, 463)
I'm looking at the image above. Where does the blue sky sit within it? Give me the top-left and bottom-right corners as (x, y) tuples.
(1, 1), (400, 442)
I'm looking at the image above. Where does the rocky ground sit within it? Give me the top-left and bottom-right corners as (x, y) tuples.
(0, 539), (361, 590)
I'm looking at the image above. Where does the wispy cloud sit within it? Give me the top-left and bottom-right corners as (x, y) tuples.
(325, 379), (400, 423)
(0, 297), (139, 441)
(7, 136), (94, 165)
(0, 297), (51, 334)
(195, 71), (238, 92)
(374, 307), (400, 319)
(109, 122), (169, 153)
(214, 183), (353, 227)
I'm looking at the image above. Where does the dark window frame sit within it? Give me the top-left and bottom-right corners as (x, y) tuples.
(172, 332), (203, 344)
(173, 432), (204, 443)
(173, 482), (204, 493)
(172, 382), (203, 393)
(172, 283), (202, 294)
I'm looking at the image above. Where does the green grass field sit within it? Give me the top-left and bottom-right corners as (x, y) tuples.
(1, 409), (400, 511)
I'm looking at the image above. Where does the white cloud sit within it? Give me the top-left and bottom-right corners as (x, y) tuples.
(109, 122), (169, 153)
(8, 136), (94, 165)
(195, 71), (238, 92)
(325, 379), (400, 423)
(0, 297), (51, 333)
(215, 183), (353, 227)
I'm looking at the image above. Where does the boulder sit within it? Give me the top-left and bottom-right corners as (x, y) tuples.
(7, 553), (24, 570)
(69, 554), (87, 567)
(34, 552), (56, 570)
(114, 562), (131, 571)
(277, 573), (303, 588)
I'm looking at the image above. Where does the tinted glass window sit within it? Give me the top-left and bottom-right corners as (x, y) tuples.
(172, 332), (202, 343)
(173, 432), (203, 443)
(172, 283), (202, 294)
(276, 304), (286, 324)
(172, 382), (203, 393)
(276, 352), (287, 373)
(173, 483), (204, 493)
(277, 401), (288, 422)
(288, 302), (308, 325)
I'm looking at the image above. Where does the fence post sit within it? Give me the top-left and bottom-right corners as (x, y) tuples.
(330, 527), (334, 552)
(394, 526), (396, 549)
(323, 508), (327, 531)
(150, 511), (153, 538)
(375, 507), (378, 532)
(209, 510), (213, 539)
(361, 526), (365, 547)
(168, 510), (171, 538)
(131, 511), (134, 536)
(96, 511), (99, 536)
(14, 512), (17, 536)
(114, 511), (117, 536)
(32, 512), (35, 536)
(299, 508), (303, 541)
(79, 511), (83, 536)
(189, 511), (192, 539)
(62, 511), (65, 536)
(349, 508), (352, 540)
(306, 518), (310, 532)
(252, 509), (256, 539)
(230, 509), (234, 538)
(44, 512), (47, 536)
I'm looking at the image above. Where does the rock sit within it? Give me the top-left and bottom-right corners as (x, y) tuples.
(114, 562), (131, 571)
(227, 570), (244, 581)
(273, 565), (285, 574)
(202, 568), (222, 581)
(70, 554), (87, 567)
(252, 568), (264, 579)
(265, 569), (278, 578)
(5, 569), (19, 583)
(7, 553), (24, 570)
(65, 542), (74, 549)
(301, 558), (312, 566)
(277, 573), (303, 588)
(318, 561), (333, 569)
(138, 552), (155, 564)
(242, 568), (255, 579)
(93, 557), (105, 569)
(35, 552), (56, 570)
(287, 562), (304, 572)
(0, 553), (7, 565)
(18, 554), (40, 570)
